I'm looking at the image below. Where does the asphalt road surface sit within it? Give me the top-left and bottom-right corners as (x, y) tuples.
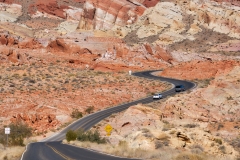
(21, 70), (195, 160)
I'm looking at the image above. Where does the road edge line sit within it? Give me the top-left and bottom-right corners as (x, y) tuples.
(20, 142), (31, 160)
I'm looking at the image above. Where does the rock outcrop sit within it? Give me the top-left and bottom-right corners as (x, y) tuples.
(11, 113), (59, 133)
(98, 104), (239, 159)
(77, 0), (148, 30)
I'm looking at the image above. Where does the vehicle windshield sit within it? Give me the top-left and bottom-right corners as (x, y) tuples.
(175, 85), (182, 88)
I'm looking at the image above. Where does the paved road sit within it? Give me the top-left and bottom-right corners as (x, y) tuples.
(21, 70), (195, 160)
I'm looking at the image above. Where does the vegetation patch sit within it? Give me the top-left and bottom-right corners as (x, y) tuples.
(70, 109), (83, 119)
(0, 123), (32, 146)
(66, 129), (106, 144)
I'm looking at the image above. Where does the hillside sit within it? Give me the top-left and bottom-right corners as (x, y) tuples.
(0, 0), (239, 160)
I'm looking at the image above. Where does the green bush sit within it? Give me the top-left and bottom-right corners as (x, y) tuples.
(70, 109), (83, 119)
(9, 123), (32, 146)
(66, 130), (77, 142)
(214, 138), (222, 145)
(76, 129), (106, 144)
(0, 123), (32, 146)
(85, 106), (94, 114)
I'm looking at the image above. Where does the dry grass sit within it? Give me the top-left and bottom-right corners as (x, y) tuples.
(63, 139), (227, 160)
(174, 152), (207, 160)
(0, 144), (25, 160)
(63, 139), (175, 160)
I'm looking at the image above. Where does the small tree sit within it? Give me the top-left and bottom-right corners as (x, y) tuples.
(85, 106), (94, 114)
(8, 123), (32, 146)
(70, 109), (83, 119)
(66, 130), (77, 142)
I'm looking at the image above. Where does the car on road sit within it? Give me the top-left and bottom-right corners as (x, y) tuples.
(175, 85), (185, 92)
(153, 93), (163, 99)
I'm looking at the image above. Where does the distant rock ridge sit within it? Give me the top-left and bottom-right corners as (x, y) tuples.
(77, 0), (153, 30)
(0, 0), (158, 30)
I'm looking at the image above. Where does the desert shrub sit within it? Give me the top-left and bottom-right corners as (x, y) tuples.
(66, 130), (77, 142)
(162, 120), (169, 124)
(143, 133), (152, 138)
(197, 78), (214, 88)
(3, 155), (8, 160)
(217, 124), (224, 130)
(85, 106), (94, 114)
(76, 129), (106, 144)
(0, 128), (5, 145)
(118, 140), (128, 148)
(174, 153), (205, 160)
(190, 144), (204, 154)
(155, 133), (170, 148)
(95, 71), (104, 75)
(141, 128), (150, 133)
(229, 137), (240, 152)
(155, 140), (163, 149)
(214, 138), (222, 145)
(7, 123), (32, 146)
(70, 109), (83, 119)
(218, 145), (226, 154)
(184, 124), (199, 128)
(226, 96), (233, 100)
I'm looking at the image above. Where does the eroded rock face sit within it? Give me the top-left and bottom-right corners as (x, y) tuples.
(11, 113), (59, 133)
(98, 104), (239, 159)
(119, 0), (240, 56)
(0, 0), (157, 31)
(29, 0), (69, 19)
(0, 32), (43, 64)
(78, 0), (148, 30)
(47, 38), (95, 55)
(18, 37), (42, 49)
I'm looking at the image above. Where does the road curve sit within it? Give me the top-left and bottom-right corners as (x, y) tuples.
(21, 70), (195, 160)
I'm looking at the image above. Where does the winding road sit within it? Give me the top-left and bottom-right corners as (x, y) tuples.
(21, 70), (195, 160)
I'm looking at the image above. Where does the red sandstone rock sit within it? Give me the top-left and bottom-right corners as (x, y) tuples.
(47, 38), (84, 54)
(143, 0), (159, 8)
(18, 38), (42, 49)
(155, 46), (173, 63)
(11, 113), (59, 133)
(0, 35), (8, 45)
(0, 46), (12, 56)
(144, 43), (153, 55)
(29, 0), (69, 18)
(160, 60), (240, 80)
